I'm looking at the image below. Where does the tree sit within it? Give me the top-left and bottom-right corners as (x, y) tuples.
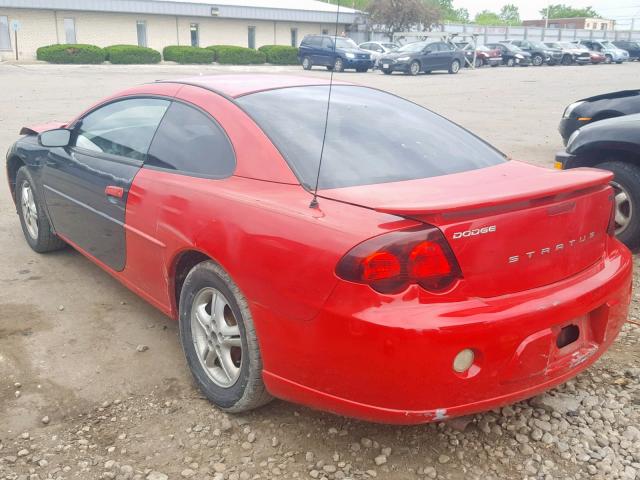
(499, 4), (521, 25)
(437, 0), (469, 23)
(540, 4), (600, 19)
(325, 0), (372, 9)
(366, 0), (443, 39)
(474, 10), (503, 26)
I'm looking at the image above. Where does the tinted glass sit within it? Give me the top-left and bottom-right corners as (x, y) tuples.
(146, 102), (235, 178)
(322, 37), (333, 49)
(136, 21), (147, 47)
(0, 16), (10, 50)
(64, 18), (76, 44)
(75, 98), (170, 161)
(238, 86), (505, 190)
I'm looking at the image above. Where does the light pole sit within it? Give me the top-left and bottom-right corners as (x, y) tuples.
(545, 5), (551, 28)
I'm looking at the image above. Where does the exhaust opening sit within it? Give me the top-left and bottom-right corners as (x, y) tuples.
(556, 324), (580, 349)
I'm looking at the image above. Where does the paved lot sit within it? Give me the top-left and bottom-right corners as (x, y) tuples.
(0, 63), (639, 480)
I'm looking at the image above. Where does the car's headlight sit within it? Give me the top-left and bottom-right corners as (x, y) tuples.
(397, 56), (410, 61)
(515, 54), (524, 59)
(345, 52), (355, 59)
(563, 101), (585, 118)
(567, 129), (580, 147)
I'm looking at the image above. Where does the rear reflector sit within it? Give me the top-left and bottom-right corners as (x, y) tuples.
(335, 225), (462, 294)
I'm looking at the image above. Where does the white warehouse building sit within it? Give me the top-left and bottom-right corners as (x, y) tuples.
(0, 0), (361, 61)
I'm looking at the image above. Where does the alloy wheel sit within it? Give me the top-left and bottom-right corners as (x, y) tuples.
(21, 181), (38, 239)
(191, 287), (243, 388)
(532, 55), (543, 66)
(334, 58), (344, 72)
(410, 61), (420, 75)
(611, 181), (633, 235)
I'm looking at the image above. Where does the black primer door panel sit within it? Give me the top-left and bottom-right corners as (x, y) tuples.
(43, 149), (141, 271)
(41, 97), (171, 271)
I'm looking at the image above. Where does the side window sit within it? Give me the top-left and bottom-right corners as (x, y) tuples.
(74, 98), (170, 161)
(322, 37), (333, 49)
(146, 102), (236, 178)
(360, 43), (370, 50)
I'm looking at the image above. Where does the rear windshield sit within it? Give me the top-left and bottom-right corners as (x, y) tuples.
(237, 86), (505, 190)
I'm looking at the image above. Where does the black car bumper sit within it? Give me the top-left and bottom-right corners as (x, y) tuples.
(554, 150), (576, 169)
(344, 58), (374, 69)
(379, 60), (410, 72)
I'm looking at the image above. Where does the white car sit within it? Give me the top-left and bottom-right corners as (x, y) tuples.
(358, 41), (400, 67)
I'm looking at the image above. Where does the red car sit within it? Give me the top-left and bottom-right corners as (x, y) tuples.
(6, 75), (632, 424)
(589, 51), (606, 64)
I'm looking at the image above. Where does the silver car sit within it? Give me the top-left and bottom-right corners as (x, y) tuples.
(358, 41), (400, 67)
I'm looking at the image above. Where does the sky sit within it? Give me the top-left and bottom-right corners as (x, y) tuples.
(452, 0), (640, 27)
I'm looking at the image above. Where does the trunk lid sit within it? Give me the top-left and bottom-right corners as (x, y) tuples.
(320, 161), (614, 298)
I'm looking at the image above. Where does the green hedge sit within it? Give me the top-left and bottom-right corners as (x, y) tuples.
(258, 45), (299, 65)
(163, 45), (214, 64)
(207, 45), (266, 64)
(36, 44), (105, 64)
(105, 44), (161, 64)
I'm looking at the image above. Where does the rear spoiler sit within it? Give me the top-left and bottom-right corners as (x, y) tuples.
(374, 167), (613, 217)
(20, 121), (67, 136)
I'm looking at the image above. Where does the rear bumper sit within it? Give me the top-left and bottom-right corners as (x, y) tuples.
(260, 242), (632, 424)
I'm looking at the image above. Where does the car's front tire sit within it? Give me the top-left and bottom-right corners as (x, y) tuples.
(448, 59), (461, 74)
(302, 56), (312, 70)
(179, 260), (272, 412)
(382, 68), (392, 75)
(605, 54), (613, 64)
(506, 58), (516, 67)
(408, 60), (421, 76)
(532, 54), (544, 66)
(333, 57), (344, 72)
(595, 161), (640, 250)
(15, 166), (65, 253)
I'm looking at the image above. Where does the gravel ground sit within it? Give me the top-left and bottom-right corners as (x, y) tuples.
(0, 63), (639, 480)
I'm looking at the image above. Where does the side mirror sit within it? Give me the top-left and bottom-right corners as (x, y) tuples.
(38, 128), (71, 148)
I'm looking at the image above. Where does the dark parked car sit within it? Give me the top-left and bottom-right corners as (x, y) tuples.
(299, 35), (373, 72)
(501, 39), (562, 66)
(454, 42), (502, 67)
(555, 114), (640, 249)
(612, 40), (640, 60)
(486, 43), (531, 67)
(544, 41), (592, 65)
(378, 41), (465, 75)
(558, 90), (640, 144)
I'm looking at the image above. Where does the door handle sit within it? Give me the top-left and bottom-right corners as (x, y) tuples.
(105, 185), (124, 199)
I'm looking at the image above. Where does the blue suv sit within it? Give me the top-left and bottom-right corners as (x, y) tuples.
(299, 35), (373, 72)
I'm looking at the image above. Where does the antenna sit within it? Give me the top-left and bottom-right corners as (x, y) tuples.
(310, 2), (341, 209)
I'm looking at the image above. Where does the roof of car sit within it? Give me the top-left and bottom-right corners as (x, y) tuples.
(164, 75), (352, 98)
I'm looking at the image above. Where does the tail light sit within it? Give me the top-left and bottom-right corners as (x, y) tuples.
(335, 225), (462, 294)
(607, 192), (616, 237)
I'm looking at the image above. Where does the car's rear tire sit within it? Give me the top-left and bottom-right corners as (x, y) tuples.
(179, 260), (272, 412)
(302, 56), (312, 70)
(448, 59), (461, 74)
(15, 166), (65, 253)
(561, 55), (572, 66)
(474, 57), (483, 68)
(532, 54), (544, 66)
(409, 60), (421, 76)
(382, 68), (392, 75)
(506, 58), (515, 67)
(605, 54), (613, 64)
(333, 57), (344, 72)
(596, 161), (640, 250)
